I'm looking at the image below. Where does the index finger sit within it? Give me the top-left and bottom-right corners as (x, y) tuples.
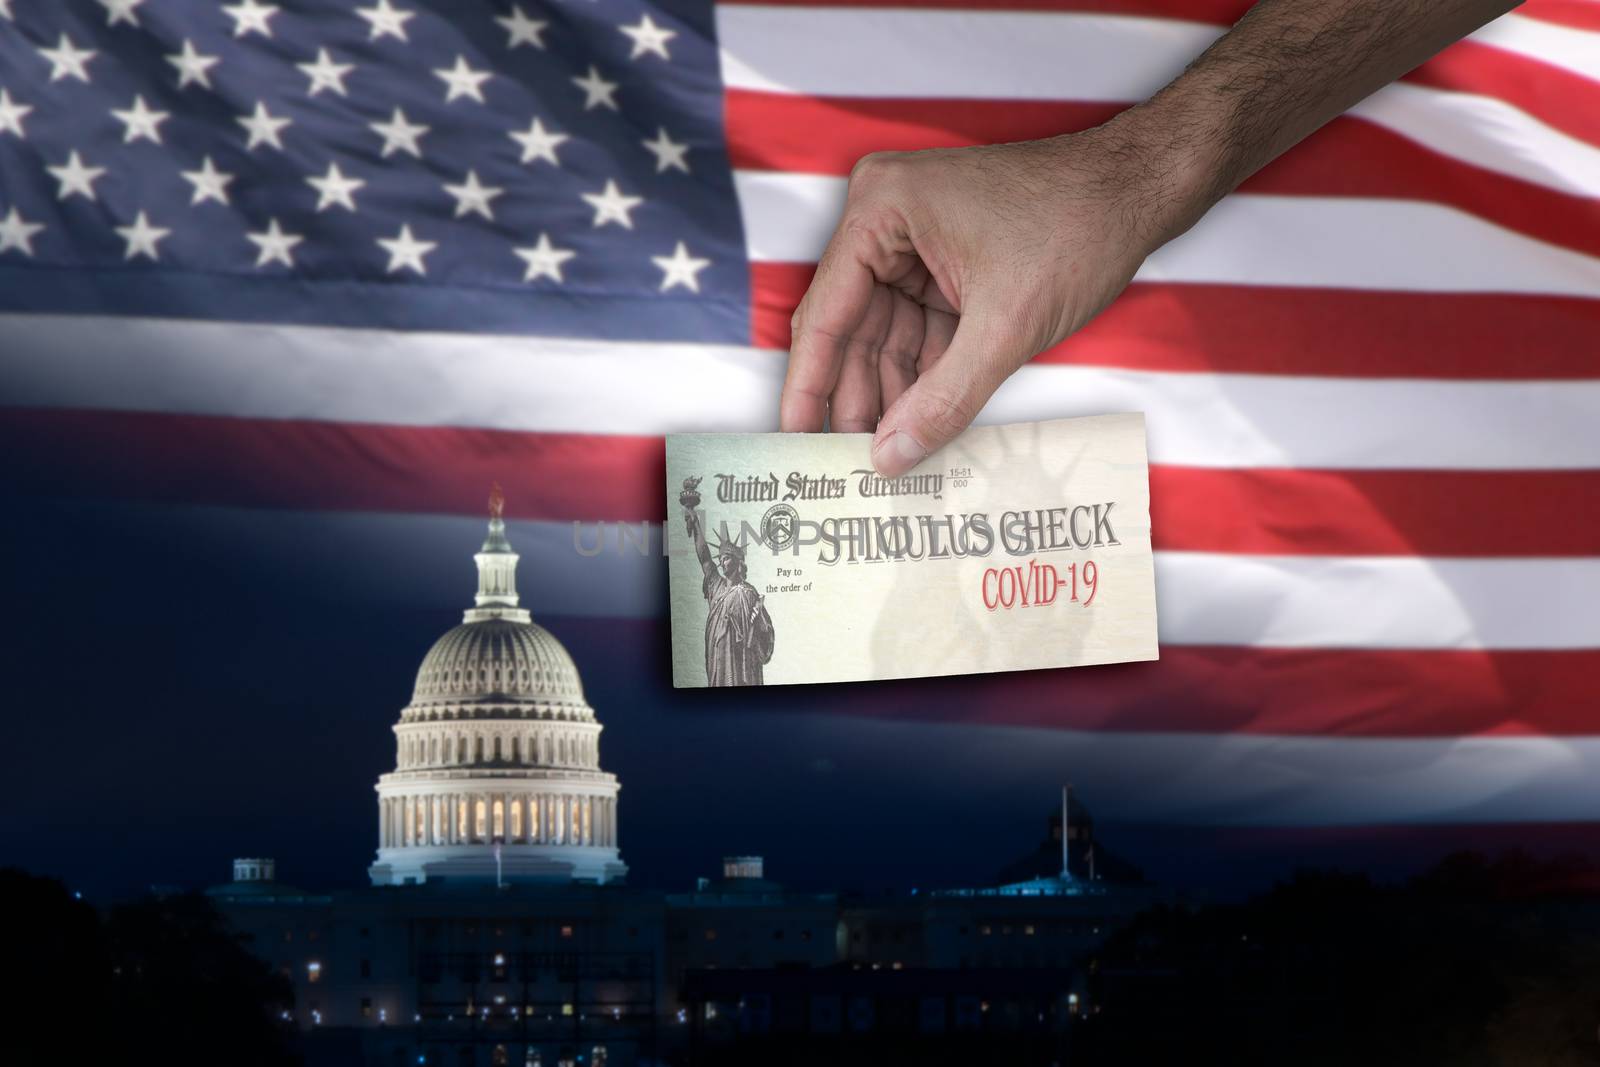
(780, 226), (878, 432)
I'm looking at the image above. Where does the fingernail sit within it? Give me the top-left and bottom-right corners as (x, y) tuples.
(872, 430), (927, 478)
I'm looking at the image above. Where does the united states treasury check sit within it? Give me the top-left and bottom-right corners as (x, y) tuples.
(665, 413), (1158, 688)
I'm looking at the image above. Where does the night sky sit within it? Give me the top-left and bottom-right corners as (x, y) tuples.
(4, 488), (1587, 904)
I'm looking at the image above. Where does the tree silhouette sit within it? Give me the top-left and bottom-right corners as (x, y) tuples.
(0, 869), (297, 1067)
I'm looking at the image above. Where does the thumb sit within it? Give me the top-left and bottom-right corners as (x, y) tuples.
(869, 312), (1025, 478)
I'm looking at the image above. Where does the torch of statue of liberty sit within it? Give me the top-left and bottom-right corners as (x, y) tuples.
(680, 477), (775, 686)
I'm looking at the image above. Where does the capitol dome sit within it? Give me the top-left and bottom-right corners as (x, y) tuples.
(368, 487), (626, 887)
(412, 618), (586, 708)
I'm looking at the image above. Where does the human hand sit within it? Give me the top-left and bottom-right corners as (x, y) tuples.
(779, 122), (1193, 478)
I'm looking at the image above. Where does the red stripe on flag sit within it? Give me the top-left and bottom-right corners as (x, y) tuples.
(726, 91), (1600, 261)
(751, 264), (1600, 379)
(0, 407), (664, 522)
(6, 408), (1600, 557)
(1518, 0), (1600, 32)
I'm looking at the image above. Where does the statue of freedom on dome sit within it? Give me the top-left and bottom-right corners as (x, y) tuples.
(680, 477), (775, 686)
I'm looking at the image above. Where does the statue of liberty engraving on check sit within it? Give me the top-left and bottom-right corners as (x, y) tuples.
(680, 476), (776, 686)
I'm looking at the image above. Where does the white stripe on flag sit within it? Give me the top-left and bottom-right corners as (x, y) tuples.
(1157, 552), (1600, 651)
(8, 313), (1600, 470)
(733, 172), (1600, 298)
(718, 8), (1218, 100)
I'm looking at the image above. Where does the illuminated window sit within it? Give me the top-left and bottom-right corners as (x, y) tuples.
(562, 1003), (574, 1017)
(307, 960), (322, 983)
(493, 798), (505, 838)
(457, 800), (468, 838)
(560, 925), (573, 939)
(475, 798), (488, 839)
(1024, 925), (1036, 936)
(529, 798), (540, 841)
(510, 799), (522, 840)
(980, 925), (992, 936)
(570, 801), (580, 842)
(414, 802), (425, 842)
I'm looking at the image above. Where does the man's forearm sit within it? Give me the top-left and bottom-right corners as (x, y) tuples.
(1101, 0), (1521, 250)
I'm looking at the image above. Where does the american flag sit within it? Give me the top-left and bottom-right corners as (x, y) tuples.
(2, 1), (1598, 825)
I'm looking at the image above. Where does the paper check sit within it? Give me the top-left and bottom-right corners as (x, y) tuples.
(665, 414), (1158, 688)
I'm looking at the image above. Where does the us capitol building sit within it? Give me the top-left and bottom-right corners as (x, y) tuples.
(207, 490), (1167, 1067)
(368, 487), (624, 889)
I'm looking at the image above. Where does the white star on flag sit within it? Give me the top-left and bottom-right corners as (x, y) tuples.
(307, 161), (365, 212)
(581, 180), (642, 229)
(652, 241), (711, 292)
(115, 211), (170, 261)
(38, 35), (97, 83)
(434, 56), (492, 103)
(222, 0), (279, 38)
(619, 14), (676, 61)
(238, 101), (291, 151)
(369, 108), (429, 158)
(496, 5), (548, 49)
(0, 89), (32, 138)
(356, 0), (416, 42)
(96, 0), (145, 27)
(377, 223), (436, 275)
(166, 39), (220, 90)
(514, 233), (575, 283)
(245, 218), (303, 268)
(571, 66), (618, 111)
(298, 48), (354, 97)
(111, 95), (170, 145)
(642, 127), (690, 174)
(47, 151), (106, 201)
(180, 156), (236, 206)
(0, 207), (44, 256)
(509, 117), (567, 166)
(442, 170), (503, 221)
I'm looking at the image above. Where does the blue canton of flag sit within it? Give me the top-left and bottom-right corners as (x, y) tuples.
(0, 0), (749, 343)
